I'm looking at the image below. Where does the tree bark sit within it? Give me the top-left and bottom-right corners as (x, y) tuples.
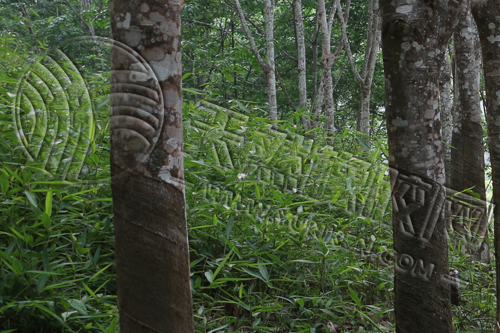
(293, 0), (310, 130)
(449, 5), (488, 261)
(440, 47), (453, 183)
(317, 0), (336, 133)
(339, 0), (381, 137)
(471, 0), (500, 329)
(109, 1), (194, 332)
(265, 0), (278, 122)
(234, 0), (278, 122)
(317, 0), (347, 134)
(380, 0), (464, 331)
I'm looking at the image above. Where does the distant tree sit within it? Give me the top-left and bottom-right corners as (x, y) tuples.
(109, 0), (194, 331)
(340, 0), (381, 137)
(449, 4), (488, 262)
(233, 0), (278, 122)
(380, 0), (464, 331)
(471, 0), (500, 330)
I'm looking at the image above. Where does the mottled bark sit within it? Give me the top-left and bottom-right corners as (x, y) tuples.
(449, 7), (488, 262)
(293, 0), (310, 130)
(440, 47), (453, 181)
(317, 0), (347, 134)
(109, 0), (194, 332)
(380, 0), (464, 331)
(339, 0), (381, 137)
(317, 0), (336, 133)
(265, 0), (278, 122)
(311, 11), (320, 110)
(471, 0), (500, 330)
(233, 0), (278, 122)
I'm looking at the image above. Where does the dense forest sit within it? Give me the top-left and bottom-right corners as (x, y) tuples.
(0, 0), (499, 332)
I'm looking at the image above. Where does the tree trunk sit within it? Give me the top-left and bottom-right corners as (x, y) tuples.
(440, 47), (453, 184)
(317, 0), (347, 134)
(449, 6), (488, 261)
(233, 0), (278, 122)
(380, 0), (464, 331)
(293, 0), (310, 130)
(471, 0), (500, 329)
(339, 0), (381, 137)
(318, 0), (336, 133)
(265, 0), (278, 122)
(109, 1), (194, 332)
(358, 87), (372, 136)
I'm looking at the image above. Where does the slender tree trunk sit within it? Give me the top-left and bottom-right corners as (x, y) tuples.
(293, 0), (310, 130)
(317, 0), (335, 133)
(358, 87), (372, 135)
(440, 47), (453, 184)
(471, 0), (500, 329)
(311, 11), (319, 107)
(449, 6), (488, 261)
(265, 0), (278, 122)
(317, 0), (347, 134)
(234, 0), (278, 122)
(339, 0), (381, 137)
(109, 1), (194, 332)
(380, 0), (464, 331)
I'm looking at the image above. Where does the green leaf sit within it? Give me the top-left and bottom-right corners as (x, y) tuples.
(258, 262), (269, 281)
(226, 216), (234, 239)
(41, 212), (51, 229)
(0, 173), (9, 194)
(241, 267), (267, 283)
(96, 96), (110, 110)
(108, 316), (119, 333)
(348, 286), (363, 307)
(37, 274), (48, 292)
(69, 299), (88, 315)
(205, 270), (214, 283)
(211, 248), (234, 283)
(12, 259), (23, 275)
(28, 301), (68, 328)
(356, 135), (370, 150)
(24, 190), (38, 208)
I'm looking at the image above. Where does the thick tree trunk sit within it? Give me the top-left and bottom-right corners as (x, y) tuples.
(293, 0), (310, 130)
(471, 0), (500, 329)
(380, 0), (463, 331)
(449, 6), (488, 261)
(109, 1), (194, 332)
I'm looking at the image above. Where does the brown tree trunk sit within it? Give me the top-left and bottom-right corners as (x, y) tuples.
(449, 6), (488, 261)
(471, 0), (500, 329)
(109, 1), (194, 332)
(380, 0), (464, 331)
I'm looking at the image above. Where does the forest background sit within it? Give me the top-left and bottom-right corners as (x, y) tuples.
(0, 0), (497, 332)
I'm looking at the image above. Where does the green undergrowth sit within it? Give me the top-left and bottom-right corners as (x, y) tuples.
(0, 65), (497, 332)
